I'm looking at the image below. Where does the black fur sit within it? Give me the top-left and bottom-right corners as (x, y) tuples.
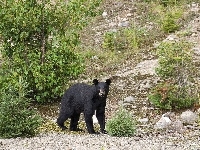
(57, 79), (111, 134)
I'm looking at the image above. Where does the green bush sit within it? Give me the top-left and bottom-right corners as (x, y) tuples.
(149, 82), (196, 110)
(102, 26), (147, 52)
(161, 13), (180, 33)
(148, 1), (184, 34)
(156, 41), (192, 78)
(102, 32), (116, 52)
(160, 0), (180, 7)
(160, 7), (184, 33)
(149, 41), (198, 110)
(0, 76), (42, 138)
(0, 0), (102, 103)
(106, 108), (136, 137)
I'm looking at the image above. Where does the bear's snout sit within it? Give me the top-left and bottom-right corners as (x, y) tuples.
(99, 89), (105, 97)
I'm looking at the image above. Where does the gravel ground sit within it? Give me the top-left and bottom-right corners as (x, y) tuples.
(1, 130), (200, 150)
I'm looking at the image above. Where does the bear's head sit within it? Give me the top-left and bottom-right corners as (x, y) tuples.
(93, 79), (111, 97)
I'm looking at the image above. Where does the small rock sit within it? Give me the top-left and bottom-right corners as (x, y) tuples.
(153, 42), (160, 48)
(192, 47), (200, 55)
(191, 2), (197, 7)
(118, 21), (129, 27)
(118, 100), (123, 105)
(197, 108), (200, 114)
(92, 55), (98, 60)
(166, 34), (178, 41)
(124, 96), (135, 103)
(154, 113), (172, 129)
(132, 105), (137, 109)
(133, 136), (140, 141)
(138, 118), (149, 124)
(180, 110), (198, 124)
(102, 11), (107, 18)
(191, 33), (198, 37)
(126, 13), (133, 17)
(142, 106), (148, 111)
(140, 80), (151, 89)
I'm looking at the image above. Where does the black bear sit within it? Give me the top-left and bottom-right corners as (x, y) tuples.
(57, 79), (111, 134)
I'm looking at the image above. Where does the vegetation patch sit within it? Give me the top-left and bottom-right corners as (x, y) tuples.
(106, 107), (136, 137)
(149, 41), (198, 110)
(0, 0), (102, 103)
(0, 77), (42, 138)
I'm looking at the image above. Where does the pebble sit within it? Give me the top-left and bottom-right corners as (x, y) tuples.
(102, 11), (108, 18)
(124, 96), (135, 103)
(138, 118), (149, 124)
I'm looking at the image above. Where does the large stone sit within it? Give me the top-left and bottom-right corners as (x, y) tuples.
(180, 110), (198, 124)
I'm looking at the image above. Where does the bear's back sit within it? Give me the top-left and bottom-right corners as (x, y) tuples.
(63, 83), (96, 103)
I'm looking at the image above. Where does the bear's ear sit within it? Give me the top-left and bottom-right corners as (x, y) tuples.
(106, 79), (111, 85)
(93, 79), (99, 85)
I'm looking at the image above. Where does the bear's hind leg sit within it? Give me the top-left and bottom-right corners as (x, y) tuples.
(57, 110), (71, 130)
(70, 113), (83, 131)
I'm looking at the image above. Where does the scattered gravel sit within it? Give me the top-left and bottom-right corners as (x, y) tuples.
(0, 131), (200, 150)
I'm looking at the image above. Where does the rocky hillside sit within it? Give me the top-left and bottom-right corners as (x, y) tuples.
(78, 1), (200, 120)
(0, 1), (200, 149)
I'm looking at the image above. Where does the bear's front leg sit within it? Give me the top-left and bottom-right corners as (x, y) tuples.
(84, 112), (95, 134)
(96, 107), (107, 134)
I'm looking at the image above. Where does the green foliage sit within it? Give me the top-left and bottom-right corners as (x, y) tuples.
(149, 41), (198, 110)
(161, 13), (180, 33)
(102, 26), (147, 52)
(106, 108), (136, 137)
(159, 7), (183, 33)
(144, 0), (181, 6)
(149, 82), (196, 110)
(160, 0), (179, 6)
(0, 76), (42, 138)
(102, 32), (116, 52)
(156, 41), (192, 78)
(144, 1), (184, 34)
(0, 0), (102, 102)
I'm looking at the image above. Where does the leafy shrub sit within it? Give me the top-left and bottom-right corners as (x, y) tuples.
(146, 1), (184, 34)
(160, 9), (183, 33)
(149, 81), (196, 110)
(156, 41), (192, 78)
(102, 26), (147, 52)
(161, 13), (180, 33)
(106, 108), (136, 137)
(0, 76), (42, 138)
(0, 0), (102, 103)
(102, 32), (116, 52)
(149, 41), (198, 110)
(160, 0), (180, 7)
